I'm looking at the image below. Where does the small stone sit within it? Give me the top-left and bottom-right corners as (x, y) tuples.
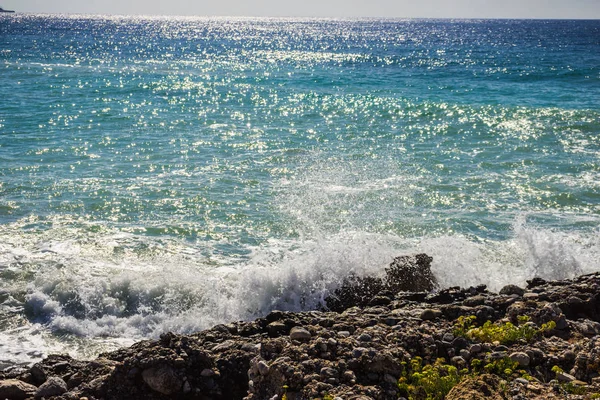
(463, 295), (486, 306)
(290, 326), (311, 341)
(469, 344), (482, 355)
(0, 379), (37, 400)
(201, 369), (215, 377)
(555, 315), (568, 330)
(459, 349), (471, 360)
(257, 361), (270, 376)
(338, 331), (351, 338)
(320, 367), (338, 378)
(443, 333), (455, 342)
(267, 321), (287, 337)
(266, 310), (284, 322)
(499, 284), (525, 296)
(556, 371), (576, 383)
(420, 309), (442, 320)
(142, 366), (182, 395)
(515, 378), (529, 385)
(523, 292), (539, 300)
(358, 333), (372, 342)
(35, 376), (67, 398)
(352, 347), (366, 358)
(342, 370), (356, 383)
(183, 381), (192, 394)
(561, 350), (576, 362)
(384, 374), (397, 384)
(510, 352), (531, 367)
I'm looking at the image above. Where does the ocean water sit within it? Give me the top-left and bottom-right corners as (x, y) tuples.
(0, 14), (599, 366)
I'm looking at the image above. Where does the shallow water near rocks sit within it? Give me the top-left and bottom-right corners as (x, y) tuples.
(0, 15), (599, 366)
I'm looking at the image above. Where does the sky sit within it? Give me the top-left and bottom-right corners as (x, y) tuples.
(3, 0), (600, 19)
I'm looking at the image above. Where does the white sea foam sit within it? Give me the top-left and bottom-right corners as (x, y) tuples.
(0, 218), (598, 365)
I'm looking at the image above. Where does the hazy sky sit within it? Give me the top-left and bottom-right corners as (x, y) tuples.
(3, 0), (600, 19)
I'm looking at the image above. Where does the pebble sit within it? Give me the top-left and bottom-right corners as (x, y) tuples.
(290, 327), (312, 341)
(358, 333), (372, 342)
(556, 372), (576, 382)
(257, 361), (270, 376)
(420, 309), (442, 320)
(469, 344), (482, 355)
(510, 352), (531, 367)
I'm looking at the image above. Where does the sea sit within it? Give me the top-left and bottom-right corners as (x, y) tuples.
(0, 14), (599, 367)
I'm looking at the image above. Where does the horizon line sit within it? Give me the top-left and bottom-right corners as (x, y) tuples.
(4, 11), (600, 21)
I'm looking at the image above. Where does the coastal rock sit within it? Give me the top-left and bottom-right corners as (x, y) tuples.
(509, 352), (530, 367)
(141, 365), (182, 395)
(386, 253), (437, 293)
(35, 376), (67, 398)
(499, 284), (525, 296)
(420, 308), (442, 320)
(0, 379), (37, 400)
(289, 327), (311, 341)
(3, 258), (600, 400)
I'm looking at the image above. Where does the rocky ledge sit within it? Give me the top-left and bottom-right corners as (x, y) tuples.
(1, 254), (600, 400)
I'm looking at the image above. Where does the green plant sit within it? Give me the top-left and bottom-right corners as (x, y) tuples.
(282, 384), (289, 400)
(453, 315), (554, 345)
(453, 315), (477, 338)
(551, 365), (564, 375)
(322, 395), (335, 400)
(561, 382), (587, 395)
(483, 357), (519, 378)
(398, 357), (466, 400)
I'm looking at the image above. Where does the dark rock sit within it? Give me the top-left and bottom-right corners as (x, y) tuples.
(526, 277), (547, 288)
(0, 379), (37, 400)
(35, 376), (67, 398)
(142, 366), (182, 395)
(386, 254), (437, 293)
(30, 364), (46, 385)
(499, 284), (525, 296)
(420, 308), (442, 320)
(267, 321), (287, 337)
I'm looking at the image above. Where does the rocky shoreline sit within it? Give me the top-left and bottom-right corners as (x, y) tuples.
(1, 254), (599, 399)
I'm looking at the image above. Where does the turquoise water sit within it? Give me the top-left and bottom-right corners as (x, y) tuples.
(1, 15), (599, 365)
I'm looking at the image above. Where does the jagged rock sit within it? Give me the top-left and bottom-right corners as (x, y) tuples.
(3, 260), (600, 400)
(35, 376), (67, 398)
(0, 379), (37, 400)
(386, 253), (437, 293)
(499, 284), (525, 296)
(141, 365), (182, 395)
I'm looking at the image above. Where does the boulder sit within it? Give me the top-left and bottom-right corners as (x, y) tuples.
(35, 376), (67, 398)
(0, 379), (37, 400)
(385, 254), (437, 293)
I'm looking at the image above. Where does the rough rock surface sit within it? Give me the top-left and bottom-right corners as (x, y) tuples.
(0, 379), (37, 400)
(1, 255), (599, 400)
